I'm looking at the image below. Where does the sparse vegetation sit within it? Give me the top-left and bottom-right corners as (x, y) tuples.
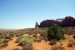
(49, 39), (56, 45)
(68, 39), (75, 47)
(11, 48), (20, 50)
(51, 45), (65, 50)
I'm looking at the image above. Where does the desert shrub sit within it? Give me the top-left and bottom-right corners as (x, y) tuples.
(1, 43), (8, 48)
(40, 32), (48, 41)
(4, 35), (11, 39)
(17, 34), (33, 44)
(68, 42), (73, 47)
(9, 32), (15, 38)
(73, 35), (75, 39)
(22, 46), (34, 50)
(16, 34), (34, 49)
(47, 26), (65, 41)
(33, 39), (41, 42)
(11, 48), (20, 50)
(0, 33), (4, 39)
(0, 33), (9, 48)
(33, 33), (41, 42)
(49, 40), (56, 45)
(0, 32), (3, 35)
(0, 39), (8, 48)
(0, 32), (11, 48)
(51, 45), (65, 50)
(68, 39), (75, 47)
(15, 33), (24, 37)
(2, 39), (9, 43)
(66, 29), (75, 35)
(0, 38), (3, 48)
(0, 39), (9, 47)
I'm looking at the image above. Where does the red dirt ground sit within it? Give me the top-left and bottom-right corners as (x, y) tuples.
(0, 37), (75, 50)
(0, 37), (22, 50)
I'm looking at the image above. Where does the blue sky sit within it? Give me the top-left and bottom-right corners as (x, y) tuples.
(0, 0), (75, 29)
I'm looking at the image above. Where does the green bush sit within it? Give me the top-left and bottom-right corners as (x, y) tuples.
(47, 26), (65, 41)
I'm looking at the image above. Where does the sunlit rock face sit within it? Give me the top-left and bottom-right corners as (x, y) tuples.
(39, 20), (57, 27)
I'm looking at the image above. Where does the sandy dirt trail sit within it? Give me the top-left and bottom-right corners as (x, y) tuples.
(33, 41), (51, 50)
(0, 37), (22, 50)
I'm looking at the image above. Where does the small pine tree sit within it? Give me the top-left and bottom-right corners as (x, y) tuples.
(35, 22), (39, 28)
